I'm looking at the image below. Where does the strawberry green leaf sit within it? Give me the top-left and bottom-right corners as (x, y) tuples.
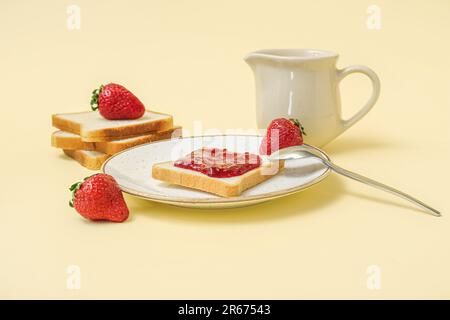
(289, 118), (307, 136)
(68, 181), (83, 208)
(69, 182), (80, 191)
(90, 85), (104, 111)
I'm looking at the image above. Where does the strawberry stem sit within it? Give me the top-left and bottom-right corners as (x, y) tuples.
(90, 85), (104, 111)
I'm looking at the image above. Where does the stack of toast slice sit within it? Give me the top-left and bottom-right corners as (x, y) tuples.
(52, 110), (181, 170)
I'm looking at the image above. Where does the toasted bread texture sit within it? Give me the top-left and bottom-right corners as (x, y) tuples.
(52, 126), (182, 154)
(52, 110), (173, 142)
(63, 150), (110, 170)
(152, 160), (284, 197)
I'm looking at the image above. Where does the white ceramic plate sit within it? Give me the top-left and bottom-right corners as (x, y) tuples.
(102, 135), (331, 208)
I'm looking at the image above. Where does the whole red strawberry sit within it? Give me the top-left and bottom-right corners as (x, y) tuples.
(69, 174), (129, 222)
(260, 118), (306, 155)
(91, 83), (145, 120)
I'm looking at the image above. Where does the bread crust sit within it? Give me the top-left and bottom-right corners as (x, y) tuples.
(152, 161), (284, 197)
(52, 127), (182, 155)
(52, 110), (173, 142)
(63, 150), (110, 170)
(51, 133), (95, 151)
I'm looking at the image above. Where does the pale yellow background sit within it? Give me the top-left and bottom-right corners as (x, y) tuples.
(1, 0), (449, 299)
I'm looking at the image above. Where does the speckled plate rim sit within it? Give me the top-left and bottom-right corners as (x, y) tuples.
(101, 135), (331, 205)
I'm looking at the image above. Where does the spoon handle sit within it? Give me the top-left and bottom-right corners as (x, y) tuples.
(321, 159), (441, 217)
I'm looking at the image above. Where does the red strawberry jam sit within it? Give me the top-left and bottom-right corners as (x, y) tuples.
(174, 148), (262, 178)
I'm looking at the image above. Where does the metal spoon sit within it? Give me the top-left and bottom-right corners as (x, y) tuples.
(269, 145), (441, 217)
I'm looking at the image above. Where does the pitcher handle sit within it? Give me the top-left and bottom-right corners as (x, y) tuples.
(337, 65), (380, 130)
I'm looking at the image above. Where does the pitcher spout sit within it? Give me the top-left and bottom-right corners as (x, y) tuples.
(243, 52), (262, 69)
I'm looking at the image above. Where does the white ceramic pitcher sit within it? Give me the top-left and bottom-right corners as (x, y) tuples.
(245, 49), (380, 146)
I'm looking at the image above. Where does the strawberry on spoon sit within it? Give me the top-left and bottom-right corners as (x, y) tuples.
(69, 174), (129, 222)
(91, 83), (145, 120)
(260, 118), (306, 155)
